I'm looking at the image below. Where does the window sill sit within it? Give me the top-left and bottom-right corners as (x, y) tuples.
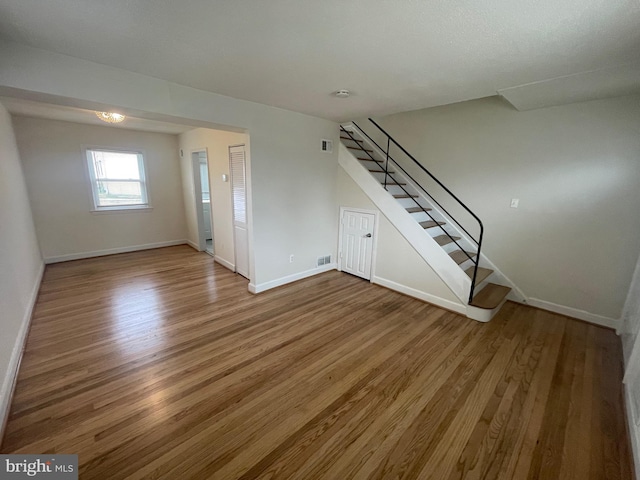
(90, 206), (153, 215)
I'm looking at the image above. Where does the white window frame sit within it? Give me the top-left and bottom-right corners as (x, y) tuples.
(84, 147), (150, 212)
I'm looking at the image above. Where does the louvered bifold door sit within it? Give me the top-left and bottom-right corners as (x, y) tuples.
(230, 145), (249, 278)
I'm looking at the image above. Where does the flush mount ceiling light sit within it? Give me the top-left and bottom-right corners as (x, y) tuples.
(333, 89), (350, 98)
(95, 111), (126, 123)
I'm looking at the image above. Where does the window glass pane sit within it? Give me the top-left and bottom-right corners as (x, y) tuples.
(96, 180), (144, 206)
(91, 151), (141, 180)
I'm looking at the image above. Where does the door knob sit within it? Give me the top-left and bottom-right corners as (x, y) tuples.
(364, 233), (372, 238)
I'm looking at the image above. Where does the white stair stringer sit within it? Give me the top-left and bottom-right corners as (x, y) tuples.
(467, 300), (507, 323)
(340, 124), (528, 323)
(339, 142), (471, 304)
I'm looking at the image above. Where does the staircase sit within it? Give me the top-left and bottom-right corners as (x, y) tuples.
(340, 119), (515, 322)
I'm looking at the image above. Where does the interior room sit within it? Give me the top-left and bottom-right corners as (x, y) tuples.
(0, 0), (639, 478)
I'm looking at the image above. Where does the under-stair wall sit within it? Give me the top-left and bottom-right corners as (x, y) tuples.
(338, 141), (472, 303)
(337, 165), (466, 314)
(338, 121), (526, 322)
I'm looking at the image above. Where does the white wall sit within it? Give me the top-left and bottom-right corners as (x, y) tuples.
(178, 128), (248, 269)
(12, 116), (187, 262)
(249, 114), (339, 287)
(622, 256), (640, 361)
(0, 41), (340, 288)
(337, 166), (463, 311)
(0, 102), (43, 436)
(372, 95), (640, 321)
(621, 254), (640, 479)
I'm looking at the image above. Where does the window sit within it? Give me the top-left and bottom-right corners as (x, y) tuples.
(86, 148), (149, 210)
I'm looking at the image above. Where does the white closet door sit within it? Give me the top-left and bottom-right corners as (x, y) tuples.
(230, 145), (249, 278)
(341, 210), (375, 280)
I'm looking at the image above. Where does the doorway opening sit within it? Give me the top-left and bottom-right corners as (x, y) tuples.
(192, 150), (214, 256)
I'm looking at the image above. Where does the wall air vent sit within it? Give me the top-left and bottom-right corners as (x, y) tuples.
(321, 139), (333, 153)
(317, 255), (332, 267)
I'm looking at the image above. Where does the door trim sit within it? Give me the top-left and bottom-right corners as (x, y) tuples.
(338, 207), (379, 281)
(191, 148), (212, 253)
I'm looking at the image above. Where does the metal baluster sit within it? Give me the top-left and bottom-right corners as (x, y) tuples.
(384, 137), (390, 190)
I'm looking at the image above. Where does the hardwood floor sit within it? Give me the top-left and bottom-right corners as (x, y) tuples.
(1, 245), (633, 479)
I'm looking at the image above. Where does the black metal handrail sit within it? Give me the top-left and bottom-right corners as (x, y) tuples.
(340, 127), (471, 259)
(345, 123), (477, 261)
(351, 123), (478, 244)
(341, 120), (485, 303)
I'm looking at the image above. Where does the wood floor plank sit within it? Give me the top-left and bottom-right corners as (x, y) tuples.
(445, 307), (546, 480)
(357, 314), (517, 480)
(558, 321), (590, 480)
(509, 312), (568, 480)
(0, 246), (633, 479)
(527, 318), (582, 479)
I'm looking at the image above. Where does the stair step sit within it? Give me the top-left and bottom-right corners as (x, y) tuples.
(393, 194), (419, 199)
(449, 249), (477, 265)
(341, 136), (364, 143)
(433, 234), (461, 246)
(406, 207), (431, 213)
(385, 181), (407, 186)
(368, 169), (396, 174)
(465, 266), (493, 285)
(419, 220), (446, 229)
(358, 157), (383, 163)
(347, 146), (373, 152)
(470, 283), (511, 309)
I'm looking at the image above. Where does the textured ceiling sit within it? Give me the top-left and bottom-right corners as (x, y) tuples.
(0, 0), (639, 121)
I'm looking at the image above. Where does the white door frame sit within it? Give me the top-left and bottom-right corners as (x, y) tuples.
(338, 206), (379, 281)
(191, 148), (213, 252)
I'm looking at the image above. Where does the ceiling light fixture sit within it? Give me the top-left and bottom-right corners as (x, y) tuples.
(334, 89), (350, 98)
(95, 111), (126, 123)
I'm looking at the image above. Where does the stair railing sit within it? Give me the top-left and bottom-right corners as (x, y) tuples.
(341, 119), (484, 304)
(340, 125), (475, 265)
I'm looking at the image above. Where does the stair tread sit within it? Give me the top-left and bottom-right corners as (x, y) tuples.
(358, 157), (383, 163)
(406, 207), (431, 213)
(340, 136), (364, 142)
(347, 146), (373, 152)
(368, 169), (396, 173)
(420, 220), (446, 229)
(449, 249), (477, 265)
(470, 283), (511, 309)
(433, 234), (461, 246)
(393, 194), (419, 199)
(385, 181), (407, 186)
(465, 266), (493, 285)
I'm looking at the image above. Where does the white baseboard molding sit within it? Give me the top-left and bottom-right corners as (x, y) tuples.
(624, 384), (640, 480)
(44, 240), (188, 264)
(0, 260), (45, 443)
(214, 255), (235, 272)
(186, 239), (200, 251)
(372, 276), (466, 315)
(249, 264), (337, 294)
(527, 297), (619, 329)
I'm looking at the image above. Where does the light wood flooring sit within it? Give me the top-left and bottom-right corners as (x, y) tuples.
(1, 245), (633, 479)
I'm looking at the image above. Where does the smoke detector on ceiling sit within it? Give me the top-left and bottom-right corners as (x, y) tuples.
(333, 90), (350, 98)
